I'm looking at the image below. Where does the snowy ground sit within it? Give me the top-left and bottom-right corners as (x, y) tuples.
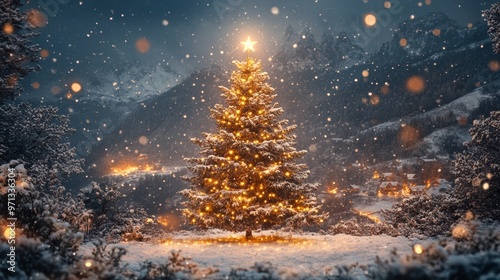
(82, 230), (419, 279)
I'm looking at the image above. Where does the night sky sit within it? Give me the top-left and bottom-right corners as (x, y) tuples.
(23, 0), (496, 85)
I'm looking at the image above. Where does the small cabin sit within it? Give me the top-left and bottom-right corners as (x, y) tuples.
(342, 185), (361, 195)
(378, 181), (404, 196)
(409, 185), (426, 195)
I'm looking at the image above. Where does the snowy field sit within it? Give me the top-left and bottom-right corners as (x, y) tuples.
(82, 231), (418, 278)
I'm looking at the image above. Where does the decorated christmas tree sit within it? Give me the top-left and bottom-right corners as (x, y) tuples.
(181, 38), (326, 238)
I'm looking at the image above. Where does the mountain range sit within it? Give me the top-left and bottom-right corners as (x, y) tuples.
(77, 12), (500, 186)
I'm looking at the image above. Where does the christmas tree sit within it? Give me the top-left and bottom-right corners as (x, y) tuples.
(181, 37), (326, 238)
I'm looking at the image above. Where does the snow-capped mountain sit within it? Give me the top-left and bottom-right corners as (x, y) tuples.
(372, 12), (488, 65)
(81, 12), (500, 187)
(84, 61), (186, 104)
(272, 26), (366, 72)
(84, 65), (226, 179)
(321, 32), (366, 70)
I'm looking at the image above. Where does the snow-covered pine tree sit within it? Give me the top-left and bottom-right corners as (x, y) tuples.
(484, 3), (500, 53)
(0, 103), (83, 188)
(454, 111), (500, 220)
(0, 0), (40, 102)
(181, 39), (326, 238)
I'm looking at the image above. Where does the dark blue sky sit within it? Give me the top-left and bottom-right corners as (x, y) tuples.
(23, 0), (497, 87)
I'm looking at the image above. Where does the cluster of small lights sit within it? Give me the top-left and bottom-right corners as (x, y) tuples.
(183, 38), (324, 230)
(163, 235), (310, 246)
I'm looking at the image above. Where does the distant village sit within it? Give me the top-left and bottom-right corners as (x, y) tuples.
(108, 153), (185, 179)
(326, 158), (452, 199)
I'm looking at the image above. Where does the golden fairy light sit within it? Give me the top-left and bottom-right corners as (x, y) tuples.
(241, 36), (257, 52)
(3, 228), (12, 239)
(84, 260), (92, 268)
(452, 223), (470, 239)
(413, 244), (423, 254)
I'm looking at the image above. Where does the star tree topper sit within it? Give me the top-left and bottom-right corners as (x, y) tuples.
(241, 36), (257, 52)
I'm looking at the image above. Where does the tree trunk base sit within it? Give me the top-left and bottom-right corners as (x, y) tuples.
(245, 229), (253, 240)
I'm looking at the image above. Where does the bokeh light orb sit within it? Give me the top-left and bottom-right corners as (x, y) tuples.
(71, 82), (82, 93)
(489, 60), (500, 72)
(135, 38), (151, 53)
(364, 14), (377, 27)
(27, 9), (48, 28)
(3, 23), (14, 35)
(139, 136), (148, 145)
(51, 86), (61, 95)
(399, 38), (408, 47)
(406, 75), (426, 94)
(40, 49), (50, 58)
(399, 125), (420, 147)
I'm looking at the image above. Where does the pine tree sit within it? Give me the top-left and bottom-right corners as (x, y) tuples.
(181, 39), (326, 238)
(485, 3), (500, 54)
(454, 111), (500, 220)
(0, 103), (83, 188)
(0, 0), (40, 102)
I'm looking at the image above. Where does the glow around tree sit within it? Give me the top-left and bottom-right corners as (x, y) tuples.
(181, 38), (327, 237)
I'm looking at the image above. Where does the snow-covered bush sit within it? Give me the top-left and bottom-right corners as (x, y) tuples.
(0, 103), (83, 189)
(382, 194), (462, 237)
(329, 219), (399, 237)
(78, 182), (159, 242)
(368, 228), (500, 280)
(454, 111), (500, 221)
(139, 250), (202, 280)
(0, 161), (85, 279)
(76, 239), (135, 279)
